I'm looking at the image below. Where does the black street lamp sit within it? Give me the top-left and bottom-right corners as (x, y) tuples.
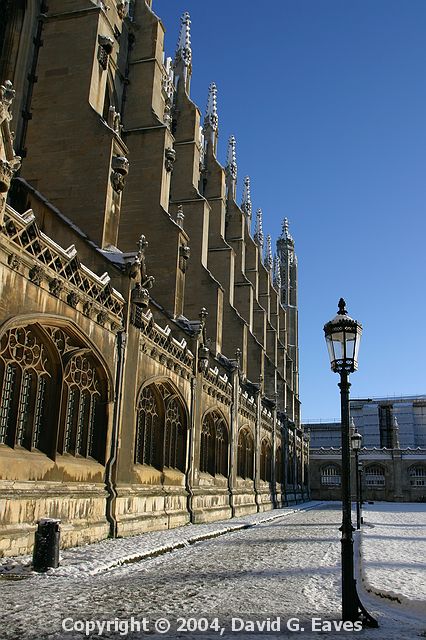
(351, 426), (362, 530)
(324, 298), (378, 627)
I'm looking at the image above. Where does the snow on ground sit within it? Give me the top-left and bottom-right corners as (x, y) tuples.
(0, 502), (321, 578)
(0, 502), (425, 640)
(360, 501), (426, 613)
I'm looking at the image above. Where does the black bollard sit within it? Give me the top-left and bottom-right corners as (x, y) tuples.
(32, 518), (61, 572)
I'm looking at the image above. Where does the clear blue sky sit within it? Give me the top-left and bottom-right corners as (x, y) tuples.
(154, 0), (426, 420)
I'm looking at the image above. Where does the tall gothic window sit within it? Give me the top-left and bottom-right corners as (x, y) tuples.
(0, 323), (109, 463)
(200, 411), (229, 477)
(164, 394), (186, 472)
(134, 381), (187, 472)
(276, 446), (283, 484)
(237, 428), (254, 480)
(287, 453), (294, 484)
(61, 354), (100, 458)
(135, 385), (162, 467)
(0, 326), (53, 454)
(260, 439), (272, 482)
(200, 414), (215, 475)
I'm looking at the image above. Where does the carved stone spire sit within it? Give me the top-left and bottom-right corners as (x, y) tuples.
(225, 135), (237, 200)
(226, 136), (237, 180)
(281, 217), (294, 244)
(265, 235), (273, 273)
(277, 214), (298, 308)
(176, 12), (192, 67)
(204, 82), (218, 131)
(203, 82), (218, 156)
(241, 176), (252, 226)
(162, 57), (175, 127)
(174, 12), (192, 93)
(254, 208), (264, 252)
(273, 255), (282, 290)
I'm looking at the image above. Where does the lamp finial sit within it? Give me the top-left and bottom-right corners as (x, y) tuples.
(338, 298), (347, 315)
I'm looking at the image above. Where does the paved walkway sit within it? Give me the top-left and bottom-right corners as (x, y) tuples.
(1, 502), (425, 640)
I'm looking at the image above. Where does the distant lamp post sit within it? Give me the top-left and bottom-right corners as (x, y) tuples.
(324, 298), (378, 627)
(351, 426), (362, 530)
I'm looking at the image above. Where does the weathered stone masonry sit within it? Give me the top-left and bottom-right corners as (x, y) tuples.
(0, 0), (309, 557)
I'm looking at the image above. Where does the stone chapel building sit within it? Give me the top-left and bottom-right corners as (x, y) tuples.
(0, 0), (309, 557)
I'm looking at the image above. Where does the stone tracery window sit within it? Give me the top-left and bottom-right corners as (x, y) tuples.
(287, 453), (294, 484)
(200, 411), (229, 477)
(61, 353), (104, 460)
(260, 438), (272, 482)
(200, 413), (215, 475)
(237, 427), (254, 480)
(135, 381), (187, 472)
(0, 326), (53, 453)
(164, 395), (186, 471)
(135, 385), (161, 467)
(0, 323), (109, 463)
(275, 446), (283, 484)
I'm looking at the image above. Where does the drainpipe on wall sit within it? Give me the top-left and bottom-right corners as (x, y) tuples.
(227, 361), (239, 519)
(185, 372), (196, 524)
(254, 388), (262, 512)
(105, 329), (127, 538)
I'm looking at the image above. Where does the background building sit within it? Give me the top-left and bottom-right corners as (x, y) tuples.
(0, 0), (308, 557)
(305, 395), (426, 502)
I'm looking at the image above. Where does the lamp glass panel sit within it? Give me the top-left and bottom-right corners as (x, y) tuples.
(353, 330), (361, 363)
(331, 330), (345, 361)
(326, 335), (336, 365)
(345, 330), (356, 360)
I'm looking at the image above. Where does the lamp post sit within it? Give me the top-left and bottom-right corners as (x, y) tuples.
(358, 461), (364, 510)
(351, 427), (362, 530)
(324, 298), (377, 627)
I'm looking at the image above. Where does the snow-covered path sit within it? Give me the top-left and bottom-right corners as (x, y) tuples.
(361, 502), (426, 611)
(1, 503), (425, 640)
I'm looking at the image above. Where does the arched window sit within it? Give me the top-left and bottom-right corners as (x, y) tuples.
(0, 323), (110, 463)
(215, 418), (229, 477)
(200, 411), (229, 477)
(60, 352), (107, 463)
(260, 439), (272, 482)
(365, 465), (385, 487)
(134, 381), (187, 472)
(0, 326), (55, 455)
(321, 465), (341, 486)
(287, 453), (294, 484)
(237, 428), (254, 480)
(409, 466), (426, 487)
(276, 446), (283, 484)
(135, 385), (162, 468)
(164, 395), (186, 472)
(200, 413), (215, 475)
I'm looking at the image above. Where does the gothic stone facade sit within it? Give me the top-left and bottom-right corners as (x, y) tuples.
(0, 0), (308, 558)
(305, 396), (426, 502)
